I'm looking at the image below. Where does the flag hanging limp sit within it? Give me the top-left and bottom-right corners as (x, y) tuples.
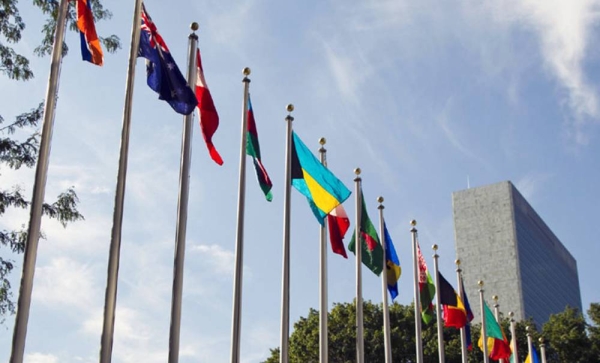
(138, 4), (198, 115)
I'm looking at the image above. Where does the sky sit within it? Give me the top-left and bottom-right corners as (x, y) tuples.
(1, 0), (600, 362)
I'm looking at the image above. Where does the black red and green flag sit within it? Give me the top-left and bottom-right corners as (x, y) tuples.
(246, 95), (273, 201)
(348, 188), (384, 276)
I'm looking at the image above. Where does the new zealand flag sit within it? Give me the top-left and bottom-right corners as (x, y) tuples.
(138, 4), (197, 115)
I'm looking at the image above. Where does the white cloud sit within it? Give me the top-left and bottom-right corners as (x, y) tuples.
(514, 172), (553, 202)
(191, 244), (236, 276)
(24, 353), (58, 363)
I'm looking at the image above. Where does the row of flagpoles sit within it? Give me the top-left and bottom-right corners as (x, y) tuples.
(7, 1), (552, 363)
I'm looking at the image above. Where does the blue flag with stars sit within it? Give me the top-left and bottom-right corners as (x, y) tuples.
(138, 4), (197, 115)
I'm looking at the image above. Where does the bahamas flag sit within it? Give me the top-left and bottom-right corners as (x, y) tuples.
(76, 0), (103, 65)
(291, 131), (351, 224)
(383, 222), (401, 300)
(478, 301), (512, 360)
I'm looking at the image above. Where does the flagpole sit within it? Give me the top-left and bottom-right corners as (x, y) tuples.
(509, 312), (518, 363)
(456, 259), (468, 363)
(377, 197), (392, 363)
(539, 337), (547, 363)
(353, 168), (364, 363)
(479, 280), (490, 363)
(318, 138), (328, 363)
(99, 0), (143, 361)
(410, 220), (424, 363)
(279, 104), (294, 363)
(432, 245), (445, 363)
(493, 295), (505, 363)
(526, 326), (533, 361)
(230, 67), (251, 363)
(9, 1), (70, 362)
(167, 23), (199, 363)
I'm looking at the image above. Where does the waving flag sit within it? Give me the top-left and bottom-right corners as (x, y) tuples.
(246, 95), (273, 201)
(438, 271), (467, 328)
(196, 48), (222, 165)
(383, 222), (401, 299)
(417, 243), (436, 323)
(478, 302), (512, 360)
(348, 189), (384, 276)
(76, 0), (103, 65)
(138, 5), (197, 115)
(291, 131), (351, 224)
(327, 204), (350, 258)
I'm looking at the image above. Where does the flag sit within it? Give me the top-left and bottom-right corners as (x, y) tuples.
(138, 5), (197, 115)
(291, 131), (351, 224)
(246, 95), (272, 201)
(478, 302), (512, 360)
(438, 272), (467, 328)
(383, 222), (400, 300)
(348, 189), (384, 275)
(327, 204), (349, 258)
(417, 243), (436, 323)
(525, 346), (540, 363)
(509, 336), (516, 363)
(462, 279), (475, 349)
(76, 0), (103, 65)
(196, 48), (222, 165)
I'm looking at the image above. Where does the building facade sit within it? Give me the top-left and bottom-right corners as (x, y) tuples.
(452, 181), (581, 328)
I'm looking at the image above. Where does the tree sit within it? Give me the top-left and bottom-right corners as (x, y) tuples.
(0, 0), (121, 322)
(588, 303), (600, 361)
(541, 306), (596, 363)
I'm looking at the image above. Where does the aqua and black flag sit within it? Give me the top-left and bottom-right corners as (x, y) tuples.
(291, 131), (351, 224)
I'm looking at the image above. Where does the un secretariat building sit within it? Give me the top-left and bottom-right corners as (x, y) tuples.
(452, 181), (582, 328)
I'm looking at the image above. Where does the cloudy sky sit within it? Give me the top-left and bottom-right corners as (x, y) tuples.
(1, 0), (600, 362)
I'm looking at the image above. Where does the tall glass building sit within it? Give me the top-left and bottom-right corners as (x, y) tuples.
(452, 181), (581, 328)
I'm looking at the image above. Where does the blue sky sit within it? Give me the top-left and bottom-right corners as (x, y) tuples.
(1, 0), (600, 362)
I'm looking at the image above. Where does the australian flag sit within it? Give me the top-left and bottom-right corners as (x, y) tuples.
(138, 4), (197, 115)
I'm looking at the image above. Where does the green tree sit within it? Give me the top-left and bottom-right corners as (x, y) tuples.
(0, 0), (121, 321)
(589, 303), (600, 361)
(541, 306), (595, 363)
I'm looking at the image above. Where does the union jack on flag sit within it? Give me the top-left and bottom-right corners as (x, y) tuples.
(138, 4), (197, 115)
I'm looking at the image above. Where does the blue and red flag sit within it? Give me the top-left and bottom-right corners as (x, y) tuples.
(138, 4), (197, 115)
(76, 0), (103, 65)
(462, 279), (475, 349)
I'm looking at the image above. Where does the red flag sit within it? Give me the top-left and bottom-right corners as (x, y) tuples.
(327, 204), (349, 258)
(196, 49), (222, 165)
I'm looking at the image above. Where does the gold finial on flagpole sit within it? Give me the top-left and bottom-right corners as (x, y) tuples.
(319, 137), (326, 145)
(455, 259), (461, 266)
(243, 67), (251, 76)
(478, 280), (484, 287)
(355, 167), (361, 175)
(191, 22), (199, 31)
(410, 220), (417, 226)
(377, 196), (384, 203)
(286, 104), (294, 113)
(432, 244), (438, 251)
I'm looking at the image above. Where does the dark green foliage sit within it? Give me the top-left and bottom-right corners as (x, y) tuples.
(263, 302), (600, 363)
(0, 0), (120, 322)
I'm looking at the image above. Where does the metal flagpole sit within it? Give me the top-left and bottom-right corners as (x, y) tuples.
(99, 0), (143, 361)
(9, 1), (70, 362)
(279, 104), (294, 363)
(539, 337), (547, 363)
(230, 67), (251, 363)
(353, 168), (364, 363)
(479, 281), (490, 363)
(432, 245), (445, 363)
(509, 312), (518, 363)
(168, 23), (199, 363)
(526, 326), (533, 361)
(378, 197), (392, 363)
(456, 259), (468, 363)
(410, 220), (423, 363)
(318, 138), (328, 363)
(492, 296), (505, 363)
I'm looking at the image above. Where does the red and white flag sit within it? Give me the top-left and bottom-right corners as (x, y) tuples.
(327, 204), (350, 258)
(196, 49), (223, 165)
